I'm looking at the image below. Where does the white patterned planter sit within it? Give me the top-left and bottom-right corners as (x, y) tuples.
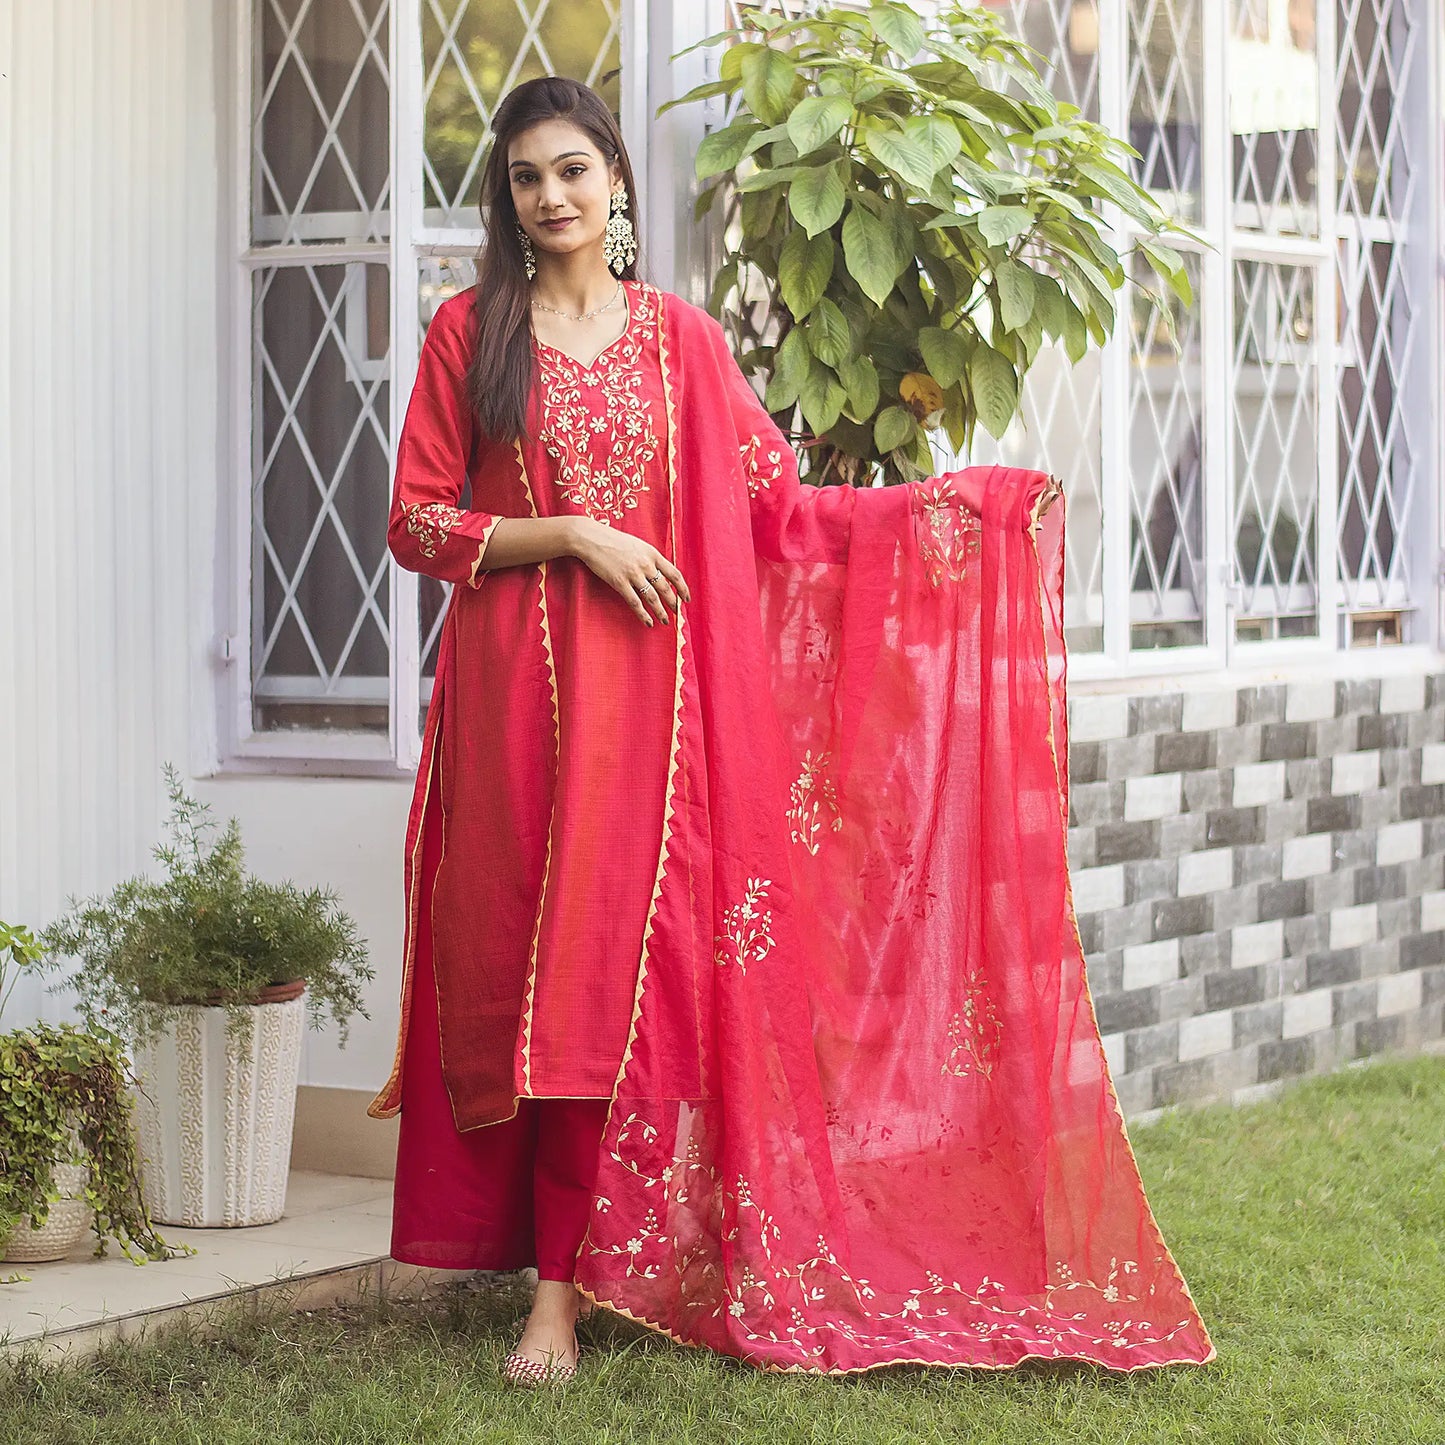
(130, 984), (306, 1227)
(0, 1123), (94, 1263)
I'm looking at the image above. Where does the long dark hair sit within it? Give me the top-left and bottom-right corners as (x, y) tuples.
(466, 76), (642, 444)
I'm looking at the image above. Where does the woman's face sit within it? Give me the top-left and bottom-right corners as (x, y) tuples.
(507, 118), (620, 267)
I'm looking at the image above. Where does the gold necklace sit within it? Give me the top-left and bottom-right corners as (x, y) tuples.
(529, 279), (624, 323)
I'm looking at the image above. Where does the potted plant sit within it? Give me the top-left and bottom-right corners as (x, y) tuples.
(670, 1), (1200, 484)
(39, 765), (374, 1228)
(0, 921), (187, 1273)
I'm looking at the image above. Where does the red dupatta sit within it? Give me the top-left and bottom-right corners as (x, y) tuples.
(372, 288), (1215, 1374)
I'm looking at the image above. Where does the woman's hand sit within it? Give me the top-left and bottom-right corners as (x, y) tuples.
(571, 517), (691, 627)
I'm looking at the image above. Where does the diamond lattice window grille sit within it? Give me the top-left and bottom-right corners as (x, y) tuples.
(1334, 0), (1420, 614)
(255, 0), (392, 246)
(1231, 259), (1319, 636)
(1229, 0), (1321, 237)
(253, 262), (394, 732)
(1128, 248), (1205, 648)
(421, 0), (622, 229)
(1127, 0), (1203, 223)
(415, 257), (481, 699)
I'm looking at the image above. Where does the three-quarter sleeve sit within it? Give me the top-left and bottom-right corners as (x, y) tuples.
(388, 298), (502, 587)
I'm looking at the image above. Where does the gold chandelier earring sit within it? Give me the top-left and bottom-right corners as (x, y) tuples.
(603, 187), (636, 275)
(516, 224), (537, 280)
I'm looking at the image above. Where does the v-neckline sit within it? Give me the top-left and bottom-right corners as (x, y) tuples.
(532, 282), (635, 372)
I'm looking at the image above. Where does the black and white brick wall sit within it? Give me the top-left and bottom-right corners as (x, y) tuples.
(1066, 670), (1445, 1121)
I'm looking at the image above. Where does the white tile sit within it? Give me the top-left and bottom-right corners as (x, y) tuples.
(1125, 772), (1182, 822)
(1181, 688), (1238, 733)
(1286, 681), (1336, 722)
(1100, 1032), (1128, 1080)
(1232, 761), (1286, 808)
(1376, 820), (1423, 866)
(1070, 694), (1130, 742)
(1282, 833), (1334, 880)
(1178, 1010), (1234, 1061)
(1282, 989), (1334, 1038)
(1421, 890), (1445, 931)
(1377, 971), (1423, 1017)
(1177, 848), (1234, 897)
(1379, 673), (1426, 715)
(1122, 939), (1181, 991)
(1232, 920), (1284, 968)
(1422, 744), (1445, 786)
(1331, 751), (1380, 795)
(1072, 863), (1126, 914)
(1329, 903), (1379, 950)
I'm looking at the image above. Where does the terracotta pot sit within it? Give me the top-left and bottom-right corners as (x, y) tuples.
(197, 977), (307, 1007)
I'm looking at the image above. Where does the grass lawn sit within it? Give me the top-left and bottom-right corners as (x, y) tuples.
(2, 1053), (1442, 1445)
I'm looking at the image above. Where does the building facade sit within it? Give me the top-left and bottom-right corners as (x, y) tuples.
(1, 0), (1440, 1173)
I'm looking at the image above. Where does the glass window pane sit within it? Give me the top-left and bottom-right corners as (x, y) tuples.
(1128, 0), (1203, 224)
(1129, 250), (1205, 649)
(255, 0), (392, 245)
(422, 0), (623, 228)
(1230, 0), (1321, 236)
(1232, 259), (1319, 640)
(252, 261), (393, 733)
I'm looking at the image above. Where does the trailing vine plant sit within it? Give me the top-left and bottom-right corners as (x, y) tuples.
(666, 1), (1200, 485)
(0, 922), (190, 1278)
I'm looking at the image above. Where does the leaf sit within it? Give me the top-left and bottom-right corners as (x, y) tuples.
(862, 123), (938, 190)
(778, 228), (835, 319)
(904, 115), (962, 175)
(694, 121), (763, 178)
(899, 371), (945, 424)
(741, 47), (797, 125)
(842, 203), (900, 306)
(837, 354), (880, 419)
(1061, 298), (1089, 363)
(808, 297), (851, 366)
(874, 404), (915, 453)
(789, 162), (847, 237)
(720, 40), (762, 85)
(918, 326), (970, 389)
(995, 260), (1036, 331)
(1031, 274), (1067, 339)
(786, 94), (853, 157)
(976, 205), (1033, 247)
(764, 326), (811, 411)
(737, 165), (805, 193)
(868, 3), (925, 58)
(968, 345), (1018, 440)
(799, 361), (848, 435)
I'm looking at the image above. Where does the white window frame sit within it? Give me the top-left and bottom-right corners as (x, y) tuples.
(214, 1), (1445, 774)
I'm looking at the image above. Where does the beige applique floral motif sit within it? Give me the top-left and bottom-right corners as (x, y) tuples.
(787, 749), (843, 855)
(401, 501), (466, 559)
(915, 479), (982, 587)
(943, 968), (1002, 1079)
(713, 877), (776, 973)
(537, 283), (662, 523)
(740, 433), (785, 499)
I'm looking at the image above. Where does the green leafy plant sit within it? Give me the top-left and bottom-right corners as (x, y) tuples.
(668, 1), (1199, 484)
(0, 921), (188, 1276)
(40, 765), (375, 1054)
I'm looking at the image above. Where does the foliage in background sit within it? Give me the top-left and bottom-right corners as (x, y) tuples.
(668, 1), (1199, 485)
(39, 766), (374, 1054)
(0, 922), (186, 1277)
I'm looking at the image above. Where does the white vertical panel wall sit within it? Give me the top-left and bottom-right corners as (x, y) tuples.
(0, 1), (411, 1098)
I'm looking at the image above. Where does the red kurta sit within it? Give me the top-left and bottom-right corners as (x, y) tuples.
(369, 283), (1216, 1375)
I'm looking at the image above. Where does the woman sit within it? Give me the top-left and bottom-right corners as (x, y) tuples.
(368, 75), (1214, 1384)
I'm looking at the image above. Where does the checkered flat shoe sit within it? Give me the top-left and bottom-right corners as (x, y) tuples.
(501, 1348), (578, 1388)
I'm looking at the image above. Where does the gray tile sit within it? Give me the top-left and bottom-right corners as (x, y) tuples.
(1258, 1036), (1314, 1081)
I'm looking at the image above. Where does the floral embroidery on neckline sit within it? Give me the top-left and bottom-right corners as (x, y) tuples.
(534, 282), (663, 524)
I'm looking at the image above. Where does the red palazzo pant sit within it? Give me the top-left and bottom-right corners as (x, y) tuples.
(390, 745), (610, 1282)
